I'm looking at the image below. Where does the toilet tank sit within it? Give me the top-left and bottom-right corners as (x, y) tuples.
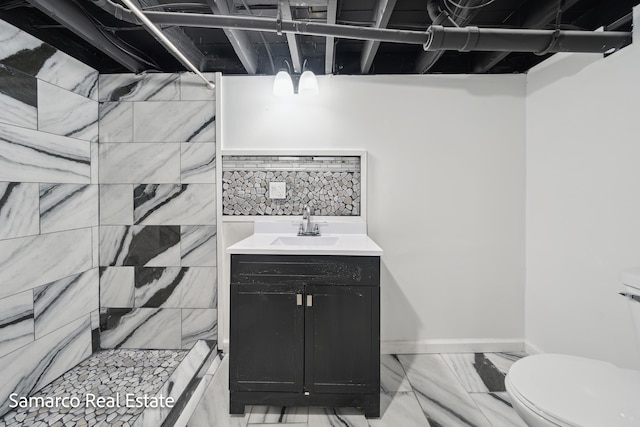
(621, 268), (640, 347)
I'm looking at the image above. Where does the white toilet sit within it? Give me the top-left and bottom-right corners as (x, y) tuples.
(505, 268), (640, 427)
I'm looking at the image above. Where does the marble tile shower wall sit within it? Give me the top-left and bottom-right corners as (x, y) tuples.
(222, 156), (361, 216)
(97, 72), (217, 352)
(0, 20), (99, 416)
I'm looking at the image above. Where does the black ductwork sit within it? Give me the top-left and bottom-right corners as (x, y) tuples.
(424, 26), (630, 54)
(89, 1), (632, 62)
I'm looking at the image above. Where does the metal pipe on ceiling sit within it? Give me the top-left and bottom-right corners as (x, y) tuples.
(90, 1), (632, 57)
(119, 0), (214, 89)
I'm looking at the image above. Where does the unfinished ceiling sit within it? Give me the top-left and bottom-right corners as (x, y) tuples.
(0, 0), (637, 76)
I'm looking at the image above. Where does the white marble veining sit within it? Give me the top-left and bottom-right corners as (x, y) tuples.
(134, 267), (185, 308)
(0, 87), (37, 129)
(380, 354), (413, 393)
(181, 143), (216, 183)
(133, 101), (215, 143)
(181, 309), (217, 349)
(100, 308), (181, 349)
(227, 221), (382, 256)
(471, 392), (528, 427)
(99, 143), (180, 183)
(248, 406), (308, 424)
(442, 353), (524, 393)
(0, 228), (93, 299)
(99, 225), (181, 267)
(0, 316), (91, 415)
(187, 356), (250, 427)
(35, 50), (99, 100)
(398, 354), (492, 427)
(135, 266), (216, 308)
(92, 226), (99, 268)
(0, 290), (34, 358)
(100, 184), (133, 225)
(0, 123), (90, 184)
(134, 184), (216, 226)
(99, 73), (180, 102)
(100, 267), (135, 307)
(181, 225), (217, 267)
(180, 72), (216, 101)
(37, 80), (99, 142)
(99, 101), (133, 143)
(0, 65), (37, 129)
(307, 407), (369, 427)
(34, 269), (99, 338)
(39, 183), (98, 233)
(181, 267), (217, 308)
(91, 142), (98, 184)
(370, 391), (431, 427)
(0, 20), (42, 61)
(0, 182), (39, 240)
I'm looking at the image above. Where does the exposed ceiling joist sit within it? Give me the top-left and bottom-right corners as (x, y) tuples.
(25, 0), (145, 72)
(207, 0), (258, 74)
(471, 0), (580, 73)
(325, 0), (337, 74)
(360, 0), (397, 74)
(139, 0), (205, 70)
(279, 0), (302, 73)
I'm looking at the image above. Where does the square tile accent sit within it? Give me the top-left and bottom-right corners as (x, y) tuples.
(98, 73), (180, 102)
(181, 309), (217, 349)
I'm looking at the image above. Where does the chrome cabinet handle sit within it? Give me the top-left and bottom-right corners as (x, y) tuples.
(296, 294), (303, 306)
(619, 292), (640, 303)
(307, 294), (313, 307)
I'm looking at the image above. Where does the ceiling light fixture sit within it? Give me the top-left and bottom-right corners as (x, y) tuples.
(273, 59), (318, 96)
(273, 70), (294, 96)
(298, 59), (318, 96)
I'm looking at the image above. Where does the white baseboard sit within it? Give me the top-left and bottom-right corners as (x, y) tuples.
(524, 340), (544, 355)
(381, 338), (525, 354)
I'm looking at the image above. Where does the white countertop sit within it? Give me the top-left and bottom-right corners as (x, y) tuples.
(226, 220), (383, 256)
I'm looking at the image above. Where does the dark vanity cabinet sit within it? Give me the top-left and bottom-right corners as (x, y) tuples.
(229, 254), (380, 417)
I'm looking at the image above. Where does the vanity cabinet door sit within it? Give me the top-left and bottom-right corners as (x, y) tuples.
(229, 283), (304, 392)
(304, 285), (380, 395)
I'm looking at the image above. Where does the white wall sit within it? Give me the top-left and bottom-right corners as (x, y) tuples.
(220, 74), (526, 352)
(525, 9), (640, 369)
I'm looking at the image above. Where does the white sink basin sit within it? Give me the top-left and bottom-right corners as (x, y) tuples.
(271, 236), (340, 247)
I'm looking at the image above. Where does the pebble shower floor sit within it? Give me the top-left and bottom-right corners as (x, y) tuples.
(0, 349), (187, 427)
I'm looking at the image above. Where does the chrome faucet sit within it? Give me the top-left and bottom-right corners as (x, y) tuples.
(298, 205), (320, 236)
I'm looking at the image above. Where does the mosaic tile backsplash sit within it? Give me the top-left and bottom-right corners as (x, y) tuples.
(222, 156), (361, 216)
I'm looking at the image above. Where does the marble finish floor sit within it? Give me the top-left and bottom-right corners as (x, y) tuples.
(185, 352), (529, 427)
(0, 349), (187, 427)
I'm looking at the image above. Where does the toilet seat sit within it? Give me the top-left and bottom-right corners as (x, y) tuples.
(507, 354), (640, 427)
